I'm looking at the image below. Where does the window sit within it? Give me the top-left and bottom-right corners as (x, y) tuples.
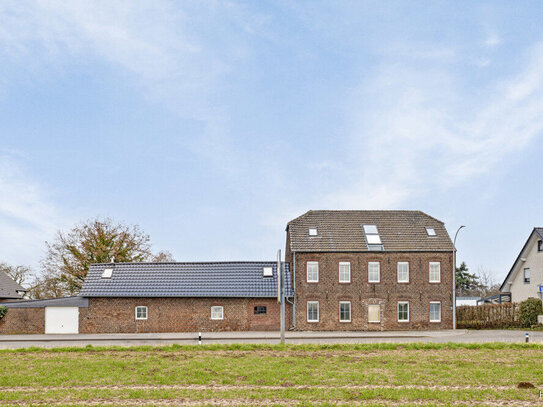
(426, 227), (436, 236)
(307, 301), (319, 322)
(309, 228), (318, 236)
(101, 268), (113, 279)
(307, 262), (319, 282)
(539, 240), (543, 252)
(398, 302), (409, 322)
(262, 267), (273, 277)
(430, 302), (441, 322)
(368, 305), (380, 323)
(339, 302), (351, 322)
(211, 306), (224, 320)
(368, 262), (380, 283)
(429, 262), (441, 283)
(397, 262), (409, 283)
(339, 262), (351, 283)
(363, 224), (384, 251)
(524, 268), (530, 284)
(135, 306), (147, 320)
(254, 306), (267, 315)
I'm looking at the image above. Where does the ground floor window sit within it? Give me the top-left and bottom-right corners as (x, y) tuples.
(307, 301), (319, 322)
(211, 306), (224, 320)
(135, 306), (148, 320)
(254, 306), (267, 315)
(339, 301), (351, 322)
(398, 301), (409, 322)
(430, 302), (441, 322)
(368, 304), (380, 323)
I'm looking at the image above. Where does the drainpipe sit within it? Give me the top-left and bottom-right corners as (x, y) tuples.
(292, 251), (296, 328)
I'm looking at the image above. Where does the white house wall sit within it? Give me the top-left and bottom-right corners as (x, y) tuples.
(509, 234), (543, 302)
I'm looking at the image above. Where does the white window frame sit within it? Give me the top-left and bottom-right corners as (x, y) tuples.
(339, 301), (351, 323)
(398, 301), (409, 322)
(368, 304), (380, 323)
(368, 262), (380, 283)
(135, 306), (148, 320)
(307, 262), (319, 283)
(429, 262), (441, 283)
(307, 301), (319, 322)
(429, 301), (441, 323)
(211, 306), (224, 320)
(339, 262), (351, 283)
(397, 262), (409, 283)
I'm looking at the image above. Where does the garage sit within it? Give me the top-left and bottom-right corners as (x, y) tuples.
(45, 307), (79, 334)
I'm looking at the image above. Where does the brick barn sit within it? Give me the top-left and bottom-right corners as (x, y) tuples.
(0, 210), (455, 333)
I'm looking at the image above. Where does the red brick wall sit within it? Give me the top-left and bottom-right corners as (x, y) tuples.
(0, 308), (45, 334)
(80, 297), (290, 333)
(288, 251), (453, 331)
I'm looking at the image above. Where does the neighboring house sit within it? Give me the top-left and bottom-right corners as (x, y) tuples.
(285, 210), (455, 330)
(456, 297), (480, 306)
(0, 271), (27, 301)
(0, 262), (292, 334)
(500, 228), (543, 303)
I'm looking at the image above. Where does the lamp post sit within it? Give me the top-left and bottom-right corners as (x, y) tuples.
(453, 225), (466, 330)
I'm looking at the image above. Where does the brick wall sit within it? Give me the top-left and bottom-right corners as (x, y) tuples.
(0, 308), (45, 334)
(81, 297), (290, 333)
(289, 251), (453, 330)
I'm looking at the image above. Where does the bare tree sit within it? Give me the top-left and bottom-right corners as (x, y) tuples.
(477, 266), (501, 298)
(42, 218), (153, 296)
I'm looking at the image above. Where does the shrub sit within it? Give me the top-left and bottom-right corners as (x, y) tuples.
(519, 298), (543, 328)
(0, 306), (7, 320)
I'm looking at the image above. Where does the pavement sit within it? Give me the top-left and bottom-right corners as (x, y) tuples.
(0, 329), (541, 348)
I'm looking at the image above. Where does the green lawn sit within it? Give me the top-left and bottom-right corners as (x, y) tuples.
(1, 343), (542, 406)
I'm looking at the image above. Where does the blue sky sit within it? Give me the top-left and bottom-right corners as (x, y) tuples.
(1, 1), (543, 285)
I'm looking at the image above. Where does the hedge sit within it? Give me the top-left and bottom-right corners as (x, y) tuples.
(456, 303), (521, 329)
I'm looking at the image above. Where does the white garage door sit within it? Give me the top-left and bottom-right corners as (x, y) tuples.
(45, 307), (79, 334)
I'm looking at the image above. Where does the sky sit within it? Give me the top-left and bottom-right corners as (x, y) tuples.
(1, 1), (543, 285)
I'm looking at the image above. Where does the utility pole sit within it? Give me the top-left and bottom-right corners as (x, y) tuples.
(277, 249), (285, 344)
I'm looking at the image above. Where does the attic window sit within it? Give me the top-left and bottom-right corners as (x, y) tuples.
(363, 225), (384, 251)
(538, 240), (543, 252)
(101, 268), (113, 279)
(309, 228), (318, 236)
(426, 228), (436, 236)
(263, 267), (273, 277)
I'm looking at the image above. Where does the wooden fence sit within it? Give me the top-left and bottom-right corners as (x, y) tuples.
(456, 303), (521, 329)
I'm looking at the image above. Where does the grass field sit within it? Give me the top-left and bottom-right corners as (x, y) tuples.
(1, 343), (543, 406)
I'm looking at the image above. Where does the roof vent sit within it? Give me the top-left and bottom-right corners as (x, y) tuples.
(309, 228), (317, 236)
(101, 268), (113, 279)
(263, 267), (273, 277)
(426, 227), (436, 236)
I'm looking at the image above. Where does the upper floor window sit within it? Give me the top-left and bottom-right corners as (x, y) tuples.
(397, 262), (409, 283)
(368, 262), (380, 283)
(309, 228), (318, 236)
(539, 240), (543, 252)
(426, 227), (436, 236)
(524, 268), (530, 283)
(429, 262), (441, 283)
(363, 224), (384, 251)
(307, 262), (319, 282)
(135, 306), (148, 320)
(339, 262), (351, 283)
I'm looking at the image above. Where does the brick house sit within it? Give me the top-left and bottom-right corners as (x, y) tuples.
(285, 210), (455, 330)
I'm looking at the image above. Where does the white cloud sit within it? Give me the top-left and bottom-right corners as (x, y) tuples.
(325, 42), (543, 209)
(0, 153), (68, 268)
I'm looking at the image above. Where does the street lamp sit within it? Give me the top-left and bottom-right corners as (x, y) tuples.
(453, 225), (466, 330)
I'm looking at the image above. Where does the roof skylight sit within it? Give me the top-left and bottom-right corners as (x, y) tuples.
(101, 268), (113, 279)
(363, 224), (384, 251)
(309, 228), (318, 236)
(262, 267), (273, 277)
(426, 228), (436, 236)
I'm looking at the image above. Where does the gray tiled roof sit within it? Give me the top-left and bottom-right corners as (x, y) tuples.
(535, 228), (543, 240)
(80, 262), (293, 298)
(287, 210), (454, 252)
(0, 271), (27, 299)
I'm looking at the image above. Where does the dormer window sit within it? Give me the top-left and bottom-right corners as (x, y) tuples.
(426, 228), (436, 236)
(309, 228), (318, 236)
(363, 225), (383, 251)
(101, 268), (113, 279)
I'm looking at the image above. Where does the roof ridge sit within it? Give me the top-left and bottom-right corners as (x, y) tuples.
(89, 261), (283, 266)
